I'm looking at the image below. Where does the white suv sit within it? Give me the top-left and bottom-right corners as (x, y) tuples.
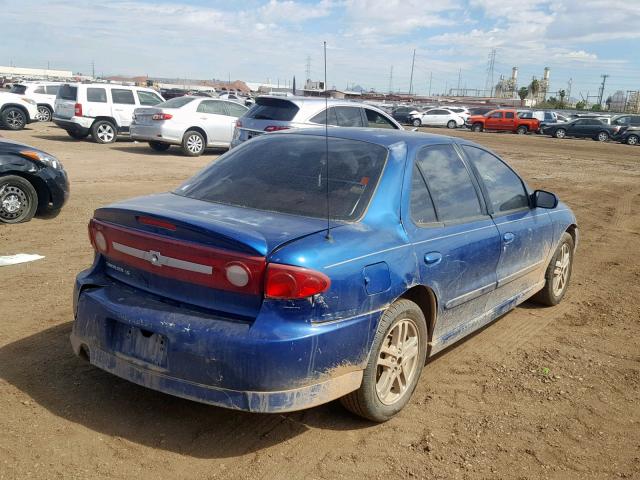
(10, 82), (62, 122)
(53, 83), (164, 143)
(0, 90), (39, 130)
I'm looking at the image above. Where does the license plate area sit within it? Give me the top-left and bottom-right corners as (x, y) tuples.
(109, 321), (168, 368)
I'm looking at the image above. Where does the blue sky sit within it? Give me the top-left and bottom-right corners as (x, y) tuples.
(1, 0), (639, 99)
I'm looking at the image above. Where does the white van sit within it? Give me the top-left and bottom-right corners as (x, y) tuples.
(10, 82), (63, 121)
(53, 83), (164, 143)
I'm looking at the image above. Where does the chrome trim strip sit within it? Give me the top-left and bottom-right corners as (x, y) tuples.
(111, 241), (213, 275)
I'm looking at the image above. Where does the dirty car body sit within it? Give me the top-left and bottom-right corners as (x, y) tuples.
(71, 128), (577, 415)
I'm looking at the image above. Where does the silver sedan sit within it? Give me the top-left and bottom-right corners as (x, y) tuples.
(131, 96), (249, 156)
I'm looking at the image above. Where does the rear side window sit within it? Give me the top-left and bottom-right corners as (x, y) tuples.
(416, 145), (482, 222)
(365, 109), (397, 129)
(87, 88), (107, 103)
(111, 89), (135, 105)
(58, 85), (77, 100)
(335, 107), (364, 127)
(410, 165), (437, 225)
(34, 86), (46, 94)
(157, 97), (195, 108)
(197, 100), (227, 115)
(463, 146), (529, 213)
(9, 85), (26, 95)
(137, 90), (162, 106)
(505, 112), (515, 119)
(310, 108), (339, 126)
(176, 135), (388, 221)
(246, 98), (299, 121)
(224, 102), (248, 117)
(46, 85), (59, 95)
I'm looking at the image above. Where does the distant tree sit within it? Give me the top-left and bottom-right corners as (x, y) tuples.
(575, 100), (586, 110)
(605, 96), (612, 110)
(558, 89), (566, 108)
(591, 104), (603, 111)
(518, 87), (529, 106)
(529, 79), (540, 99)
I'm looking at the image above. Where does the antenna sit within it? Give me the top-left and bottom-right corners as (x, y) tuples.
(323, 41), (331, 241)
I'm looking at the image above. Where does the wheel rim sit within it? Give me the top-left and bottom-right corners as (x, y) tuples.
(37, 106), (51, 122)
(552, 243), (571, 297)
(97, 124), (115, 142)
(413, 120), (420, 127)
(598, 132), (608, 141)
(6, 110), (25, 129)
(376, 318), (420, 406)
(0, 185), (29, 221)
(557, 129), (565, 138)
(186, 134), (203, 153)
(628, 135), (639, 145)
(448, 121), (455, 129)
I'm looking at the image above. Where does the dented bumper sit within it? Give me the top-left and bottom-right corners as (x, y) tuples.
(71, 272), (376, 413)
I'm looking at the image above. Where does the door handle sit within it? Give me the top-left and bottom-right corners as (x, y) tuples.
(503, 232), (515, 244)
(424, 252), (442, 266)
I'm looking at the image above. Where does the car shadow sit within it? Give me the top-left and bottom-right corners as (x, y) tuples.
(31, 134), (84, 143)
(0, 322), (372, 459)
(110, 145), (228, 157)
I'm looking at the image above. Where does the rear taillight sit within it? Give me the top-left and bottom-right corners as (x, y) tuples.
(74, 103), (83, 116)
(264, 125), (290, 132)
(235, 120), (242, 128)
(265, 264), (330, 299)
(152, 113), (173, 121)
(88, 219), (108, 253)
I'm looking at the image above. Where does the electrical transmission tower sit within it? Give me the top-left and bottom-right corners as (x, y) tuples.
(305, 55), (311, 81)
(388, 66), (393, 94)
(485, 49), (496, 97)
(597, 74), (609, 106)
(567, 78), (573, 102)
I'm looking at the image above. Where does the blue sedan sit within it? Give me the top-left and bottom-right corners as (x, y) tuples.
(71, 128), (577, 421)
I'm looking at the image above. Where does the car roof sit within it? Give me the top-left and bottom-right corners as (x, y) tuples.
(258, 95), (383, 109)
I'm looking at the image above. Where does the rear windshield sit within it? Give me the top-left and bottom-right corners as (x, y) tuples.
(157, 97), (195, 108)
(58, 85), (77, 101)
(245, 98), (299, 121)
(176, 135), (388, 221)
(9, 85), (26, 95)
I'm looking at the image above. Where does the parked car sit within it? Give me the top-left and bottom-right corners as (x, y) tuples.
(467, 109), (540, 134)
(0, 137), (69, 223)
(10, 82), (62, 122)
(446, 106), (470, 121)
(468, 106), (494, 116)
(410, 108), (464, 128)
(541, 118), (620, 141)
(71, 128), (577, 421)
(518, 111), (567, 133)
(131, 96), (249, 156)
(610, 114), (640, 128)
(160, 88), (188, 100)
(218, 92), (243, 103)
(231, 97), (403, 148)
(613, 126), (640, 145)
(53, 83), (164, 143)
(0, 90), (39, 130)
(391, 106), (419, 124)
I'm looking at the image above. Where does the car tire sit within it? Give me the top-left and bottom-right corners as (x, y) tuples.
(340, 299), (428, 422)
(412, 118), (422, 127)
(182, 130), (205, 156)
(472, 123), (483, 132)
(66, 130), (88, 140)
(91, 120), (117, 144)
(532, 232), (574, 306)
(447, 120), (457, 129)
(37, 105), (52, 122)
(554, 128), (566, 139)
(626, 134), (639, 145)
(1, 107), (27, 130)
(0, 175), (38, 223)
(596, 131), (609, 142)
(516, 126), (528, 135)
(149, 141), (171, 152)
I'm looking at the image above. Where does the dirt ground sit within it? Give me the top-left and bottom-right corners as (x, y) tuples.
(0, 122), (639, 480)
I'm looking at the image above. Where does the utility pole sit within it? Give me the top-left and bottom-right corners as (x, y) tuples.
(428, 72), (432, 97)
(91, 60), (95, 79)
(485, 48), (496, 97)
(597, 74), (609, 106)
(457, 68), (461, 95)
(408, 49), (416, 95)
(388, 66), (393, 94)
(305, 55), (311, 81)
(567, 78), (573, 103)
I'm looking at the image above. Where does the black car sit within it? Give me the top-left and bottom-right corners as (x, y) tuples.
(611, 114), (640, 128)
(0, 138), (69, 223)
(541, 118), (620, 141)
(391, 106), (417, 124)
(614, 126), (640, 145)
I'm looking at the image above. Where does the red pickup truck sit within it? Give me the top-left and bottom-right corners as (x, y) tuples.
(466, 109), (539, 134)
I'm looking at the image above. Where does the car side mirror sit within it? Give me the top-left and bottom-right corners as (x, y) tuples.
(533, 190), (558, 209)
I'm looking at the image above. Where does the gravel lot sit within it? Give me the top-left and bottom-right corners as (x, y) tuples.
(1, 122), (639, 480)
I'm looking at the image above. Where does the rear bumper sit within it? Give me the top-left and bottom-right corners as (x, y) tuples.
(71, 271), (375, 413)
(130, 124), (183, 145)
(53, 116), (91, 135)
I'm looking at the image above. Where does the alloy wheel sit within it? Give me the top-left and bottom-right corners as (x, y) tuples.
(556, 129), (566, 139)
(376, 318), (420, 406)
(6, 110), (26, 129)
(552, 243), (571, 297)
(597, 132), (608, 142)
(186, 134), (204, 154)
(97, 124), (115, 143)
(0, 185), (29, 221)
(37, 106), (51, 122)
(627, 135), (639, 145)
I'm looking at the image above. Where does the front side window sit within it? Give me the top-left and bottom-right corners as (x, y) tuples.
(463, 146), (529, 213)
(86, 88), (107, 103)
(505, 112), (515, 119)
(488, 111), (502, 119)
(111, 89), (135, 105)
(137, 90), (163, 106)
(176, 135), (388, 221)
(365, 109), (397, 129)
(334, 107), (364, 127)
(416, 145), (482, 222)
(410, 165), (437, 225)
(9, 85), (27, 95)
